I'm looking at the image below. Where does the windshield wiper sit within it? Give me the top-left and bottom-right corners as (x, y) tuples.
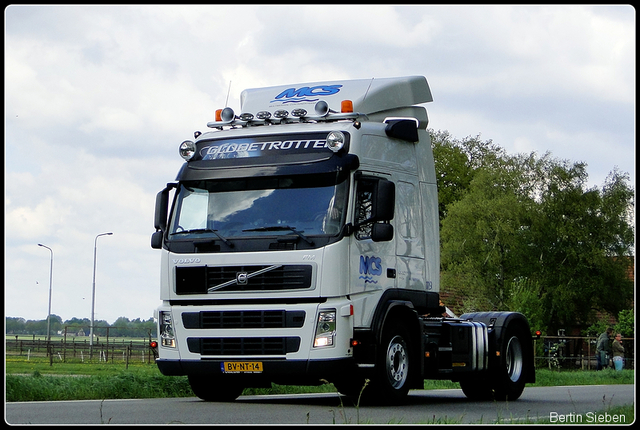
(170, 229), (234, 247)
(242, 225), (314, 245)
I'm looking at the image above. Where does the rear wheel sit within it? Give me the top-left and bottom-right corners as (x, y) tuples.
(188, 375), (244, 402)
(494, 324), (528, 401)
(460, 377), (492, 400)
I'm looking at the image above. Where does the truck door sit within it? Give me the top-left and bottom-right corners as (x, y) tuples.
(349, 173), (396, 328)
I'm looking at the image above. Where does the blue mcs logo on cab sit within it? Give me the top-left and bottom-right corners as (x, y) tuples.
(271, 85), (343, 104)
(359, 255), (382, 285)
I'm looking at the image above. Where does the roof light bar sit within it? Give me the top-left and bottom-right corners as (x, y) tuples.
(291, 108), (307, 118)
(206, 100), (365, 129)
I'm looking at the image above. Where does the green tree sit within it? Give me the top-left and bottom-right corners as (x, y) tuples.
(6, 317), (26, 334)
(430, 130), (505, 222)
(614, 309), (634, 337)
(529, 164), (634, 332)
(63, 317), (90, 334)
(64, 317), (91, 326)
(92, 319), (110, 337)
(49, 314), (63, 335)
(24, 319), (47, 335)
(112, 316), (132, 337)
(440, 155), (534, 313)
(436, 131), (634, 333)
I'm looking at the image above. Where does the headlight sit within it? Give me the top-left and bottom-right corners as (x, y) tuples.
(314, 310), (336, 347)
(326, 131), (346, 153)
(179, 140), (196, 161)
(159, 311), (176, 348)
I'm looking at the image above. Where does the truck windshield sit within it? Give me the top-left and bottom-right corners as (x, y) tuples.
(168, 175), (348, 242)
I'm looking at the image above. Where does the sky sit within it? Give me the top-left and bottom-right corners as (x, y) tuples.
(4, 5), (635, 325)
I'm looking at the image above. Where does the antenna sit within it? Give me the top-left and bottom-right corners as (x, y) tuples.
(225, 81), (232, 107)
(362, 78), (374, 102)
(215, 80), (232, 120)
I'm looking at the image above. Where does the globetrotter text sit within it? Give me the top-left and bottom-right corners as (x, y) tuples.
(202, 140), (327, 160)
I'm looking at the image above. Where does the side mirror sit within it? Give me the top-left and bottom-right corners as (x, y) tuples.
(151, 231), (163, 249)
(385, 119), (419, 143)
(371, 222), (394, 242)
(371, 179), (395, 222)
(154, 188), (170, 232)
(152, 183), (177, 250)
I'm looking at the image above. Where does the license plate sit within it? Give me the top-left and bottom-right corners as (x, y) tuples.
(221, 361), (263, 373)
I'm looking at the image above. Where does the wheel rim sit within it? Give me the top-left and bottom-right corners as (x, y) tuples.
(505, 335), (523, 383)
(386, 335), (408, 388)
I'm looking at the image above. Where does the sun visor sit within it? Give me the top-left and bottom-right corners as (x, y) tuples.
(239, 76), (432, 117)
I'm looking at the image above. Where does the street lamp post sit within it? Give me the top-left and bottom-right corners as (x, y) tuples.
(90, 232), (113, 359)
(37, 244), (54, 344)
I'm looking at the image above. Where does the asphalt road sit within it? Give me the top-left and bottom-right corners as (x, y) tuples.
(5, 385), (634, 425)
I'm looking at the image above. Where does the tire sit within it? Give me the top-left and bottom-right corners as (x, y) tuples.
(367, 322), (413, 404)
(333, 375), (370, 404)
(493, 324), (528, 401)
(188, 375), (244, 402)
(460, 377), (493, 400)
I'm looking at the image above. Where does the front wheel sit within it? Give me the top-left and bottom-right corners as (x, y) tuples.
(367, 322), (413, 404)
(188, 375), (244, 402)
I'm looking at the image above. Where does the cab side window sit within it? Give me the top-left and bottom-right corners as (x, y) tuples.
(354, 179), (375, 240)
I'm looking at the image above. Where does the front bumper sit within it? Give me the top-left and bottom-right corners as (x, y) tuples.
(156, 356), (356, 386)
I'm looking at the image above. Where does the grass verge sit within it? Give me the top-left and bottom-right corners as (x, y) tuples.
(5, 357), (635, 402)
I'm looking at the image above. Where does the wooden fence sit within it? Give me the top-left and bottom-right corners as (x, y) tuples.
(535, 336), (634, 370)
(6, 333), (634, 370)
(5, 336), (157, 365)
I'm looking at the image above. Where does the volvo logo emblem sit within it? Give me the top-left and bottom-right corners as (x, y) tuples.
(208, 265), (282, 293)
(236, 272), (249, 285)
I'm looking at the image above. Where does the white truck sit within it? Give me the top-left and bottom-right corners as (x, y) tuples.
(151, 76), (535, 403)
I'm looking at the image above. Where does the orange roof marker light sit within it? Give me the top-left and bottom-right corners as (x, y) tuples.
(341, 100), (354, 113)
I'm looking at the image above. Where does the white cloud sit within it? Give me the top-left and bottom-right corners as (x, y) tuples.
(4, 5), (634, 324)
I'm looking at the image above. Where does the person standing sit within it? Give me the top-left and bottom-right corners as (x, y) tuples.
(596, 327), (613, 370)
(612, 333), (625, 371)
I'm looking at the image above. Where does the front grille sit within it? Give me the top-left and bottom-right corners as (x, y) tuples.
(176, 265), (312, 294)
(182, 310), (305, 329)
(187, 337), (301, 355)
